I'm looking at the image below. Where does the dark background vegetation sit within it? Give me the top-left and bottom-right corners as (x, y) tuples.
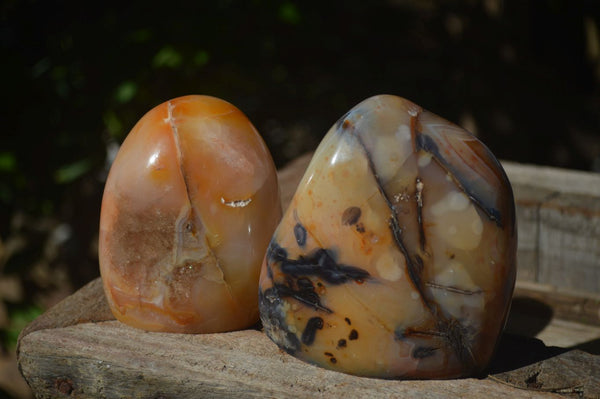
(1, 0), (599, 397)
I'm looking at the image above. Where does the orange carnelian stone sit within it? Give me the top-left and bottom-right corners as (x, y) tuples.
(100, 95), (281, 333)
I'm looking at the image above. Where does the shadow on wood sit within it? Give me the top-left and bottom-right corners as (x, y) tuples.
(485, 299), (599, 396)
(506, 296), (555, 338)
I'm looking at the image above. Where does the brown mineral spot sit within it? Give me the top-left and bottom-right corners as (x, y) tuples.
(342, 206), (361, 225)
(355, 223), (365, 233)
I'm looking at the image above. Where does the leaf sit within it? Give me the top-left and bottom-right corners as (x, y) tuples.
(153, 46), (183, 68)
(1, 304), (43, 349)
(279, 2), (301, 25)
(54, 159), (93, 184)
(193, 50), (210, 67)
(0, 152), (16, 172)
(104, 110), (123, 138)
(114, 81), (138, 104)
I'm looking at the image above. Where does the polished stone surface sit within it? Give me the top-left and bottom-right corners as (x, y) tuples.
(259, 95), (516, 378)
(100, 95), (281, 333)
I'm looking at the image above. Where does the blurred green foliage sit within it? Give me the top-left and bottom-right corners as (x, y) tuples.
(1, 304), (42, 350)
(0, 0), (599, 355)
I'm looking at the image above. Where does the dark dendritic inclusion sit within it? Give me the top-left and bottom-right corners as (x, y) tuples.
(259, 239), (371, 353)
(268, 240), (370, 285)
(261, 239), (370, 313)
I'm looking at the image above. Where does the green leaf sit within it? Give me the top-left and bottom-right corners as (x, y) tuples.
(104, 110), (123, 138)
(114, 80), (138, 104)
(153, 46), (183, 68)
(279, 2), (301, 25)
(54, 158), (93, 184)
(0, 152), (16, 172)
(3, 305), (43, 349)
(193, 50), (210, 67)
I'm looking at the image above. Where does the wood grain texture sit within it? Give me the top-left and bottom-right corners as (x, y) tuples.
(20, 322), (568, 399)
(17, 154), (600, 398)
(503, 160), (600, 297)
(491, 349), (600, 397)
(501, 161), (600, 197)
(511, 185), (554, 282)
(538, 193), (600, 293)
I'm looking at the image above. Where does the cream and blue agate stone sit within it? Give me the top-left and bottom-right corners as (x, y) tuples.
(259, 95), (516, 379)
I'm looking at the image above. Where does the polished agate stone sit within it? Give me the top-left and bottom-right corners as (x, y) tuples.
(99, 95), (281, 333)
(259, 95), (516, 379)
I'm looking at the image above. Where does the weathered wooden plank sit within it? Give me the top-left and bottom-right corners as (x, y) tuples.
(501, 161), (600, 198)
(17, 276), (600, 398)
(19, 279), (600, 398)
(502, 161), (600, 296)
(16, 276), (600, 398)
(510, 184), (555, 282)
(491, 349), (600, 397)
(538, 192), (600, 293)
(20, 322), (568, 399)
